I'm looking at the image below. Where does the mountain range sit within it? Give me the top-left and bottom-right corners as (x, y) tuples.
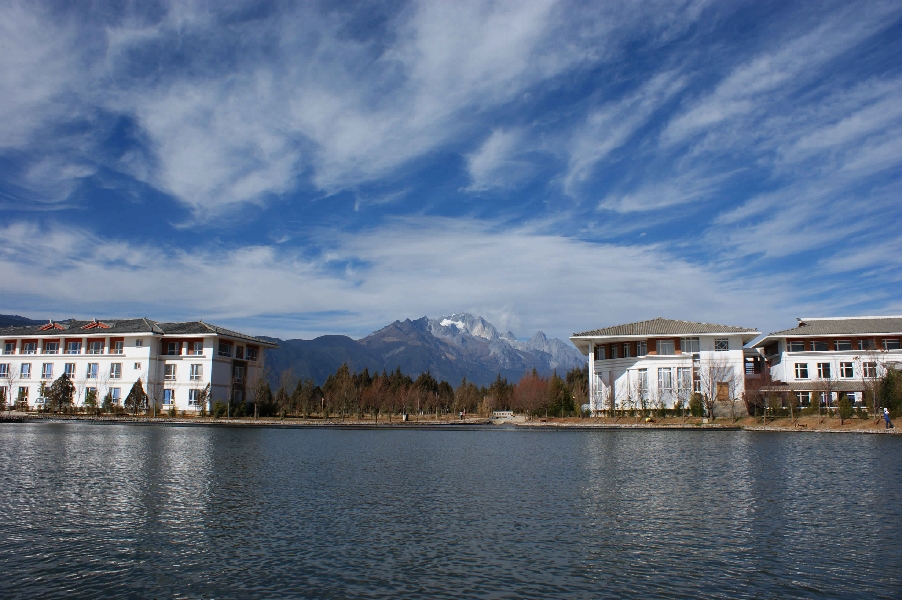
(0, 312), (585, 386)
(263, 313), (585, 386)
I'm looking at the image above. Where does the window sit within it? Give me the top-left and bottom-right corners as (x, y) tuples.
(110, 363), (122, 379)
(810, 341), (828, 351)
(594, 346), (605, 361)
(163, 389), (174, 405)
(233, 365), (244, 383)
(795, 391), (811, 406)
(66, 341), (82, 354)
(610, 345), (619, 359)
(246, 347), (258, 362)
(883, 339), (901, 351)
(845, 392), (857, 403)
(86, 363), (98, 379)
(817, 363), (831, 379)
(41, 363), (53, 379)
(0, 364), (8, 378)
(44, 341), (59, 354)
(21, 364), (31, 379)
(192, 341), (204, 356)
(795, 363), (809, 379)
(656, 340), (675, 355)
(23, 342), (37, 354)
(166, 342), (179, 355)
(3, 342), (14, 355)
(18, 387), (28, 402)
(112, 341), (123, 355)
(835, 340), (852, 351)
(622, 343), (631, 358)
(840, 362), (854, 378)
(218, 342), (232, 357)
(110, 388), (121, 402)
(190, 364), (202, 381)
(637, 341), (647, 356)
(188, 389), (201, 405)
(637, 369), (648, 397)
(681, 337), (700, 353)
(64, 363), (76, 378)
(135, 339), (144, 347)
(677, 367), (692, 390)
(236, 346), (244, 360)
(863, 362), (878, 379)
(658, 367), (673, 391)
(88, 341), (103, 354)
(714, 338), (729, 351)
(788, 341), (805, 352)
(134, 362), (142, 370)
(859, 339), (876, 350)
(164, 364), (177, 381)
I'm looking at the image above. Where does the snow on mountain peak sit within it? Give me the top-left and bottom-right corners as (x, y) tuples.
(440, 318), (467, 330)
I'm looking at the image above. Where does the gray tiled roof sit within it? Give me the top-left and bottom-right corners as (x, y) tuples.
(768, 317), (902, 336)
(0, 318), (276, 346)
(573, 317), (758, 337)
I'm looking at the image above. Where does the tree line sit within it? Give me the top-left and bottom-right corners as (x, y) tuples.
(237, 364), (590, 420)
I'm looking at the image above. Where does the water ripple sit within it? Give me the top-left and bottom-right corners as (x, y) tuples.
(0, 424), (899, 598)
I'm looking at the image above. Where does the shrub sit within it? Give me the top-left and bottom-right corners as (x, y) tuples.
(689, 393), (704, 417)
(212, 402), (227, 418)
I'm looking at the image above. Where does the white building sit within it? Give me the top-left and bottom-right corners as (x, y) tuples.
(0, 318), (276, 412)
(570, 318), (760, 414)
(752, 316), (902, 407)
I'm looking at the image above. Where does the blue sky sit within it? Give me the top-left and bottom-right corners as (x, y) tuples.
(2, 0), (902, 341)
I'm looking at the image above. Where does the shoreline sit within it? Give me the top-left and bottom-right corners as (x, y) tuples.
(2, 413), (898, 434)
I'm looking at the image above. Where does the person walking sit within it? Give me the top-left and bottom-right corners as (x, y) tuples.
(884, 407), (894, 429)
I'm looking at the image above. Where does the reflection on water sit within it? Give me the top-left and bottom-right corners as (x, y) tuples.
(0, 424), (899, 598)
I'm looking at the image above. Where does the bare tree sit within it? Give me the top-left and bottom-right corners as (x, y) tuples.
(856, 350), (884, 423)
(811, 362), (838, 423)
(3, 366), (19, 413)
(697, 355), (741, 421)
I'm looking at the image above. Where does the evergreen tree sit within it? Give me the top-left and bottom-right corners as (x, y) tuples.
(125, 378), (148, 415)
(47, 373), (75, 413)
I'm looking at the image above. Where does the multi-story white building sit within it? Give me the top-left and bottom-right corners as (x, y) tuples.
(570, 318), (760, 414)
(0, 318), (276, 412)
(752, 316), (902, 407)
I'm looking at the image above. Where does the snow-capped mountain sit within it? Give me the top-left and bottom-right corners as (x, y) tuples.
(428, 313), (584, 373)
(264, 312), (586, 386)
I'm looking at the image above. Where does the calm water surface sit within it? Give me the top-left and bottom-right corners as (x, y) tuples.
(0, 423), (899, 598)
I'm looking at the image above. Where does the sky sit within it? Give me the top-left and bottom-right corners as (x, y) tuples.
(2, 0), (902, 342)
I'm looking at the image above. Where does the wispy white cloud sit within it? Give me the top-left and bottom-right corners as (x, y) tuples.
(0, 0), (724, 214)
(465, 128), (528, 191)
(0, 217), (807, 340)
(564, 70), (686, 196)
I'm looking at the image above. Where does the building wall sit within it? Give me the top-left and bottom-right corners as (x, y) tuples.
(588, 334), (747, 412)
(0, 333), (267, 412)
(763, 336), (901, 403)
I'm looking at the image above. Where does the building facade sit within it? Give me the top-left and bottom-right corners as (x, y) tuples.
(570, 318), (760, 414)
(0, 318), (276, 411)
(752, 316), (902, 407)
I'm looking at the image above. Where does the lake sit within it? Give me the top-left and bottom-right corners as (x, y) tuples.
(0, 423), (899, 598)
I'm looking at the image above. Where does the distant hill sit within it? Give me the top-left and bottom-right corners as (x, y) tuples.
(0, 314), (50, 328)
(264, 313), (585, 387)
